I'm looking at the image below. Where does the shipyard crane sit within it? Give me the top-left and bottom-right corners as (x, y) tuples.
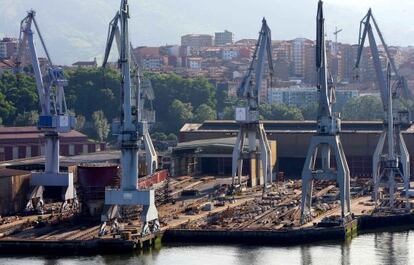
(355, 9), (410, 211)
(300, 0), (351, 224)
(14, 10), (76, 213)
(231, 18), (273, 191)
(103, 16), (158, 177)
(100, 0), (159, 236)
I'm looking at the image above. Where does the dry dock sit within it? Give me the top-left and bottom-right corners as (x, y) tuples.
(0, 175), (412, 254)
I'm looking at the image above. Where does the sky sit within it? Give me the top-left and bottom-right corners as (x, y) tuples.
(0, 0), (413, 65)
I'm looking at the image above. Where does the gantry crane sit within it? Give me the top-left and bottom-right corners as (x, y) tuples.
(355, 9), (410, 211)
(14, 10), (76, 213)
(300, 0), (351, 224)
(100, 0), (159, 236)
(231, 18), (273, 191)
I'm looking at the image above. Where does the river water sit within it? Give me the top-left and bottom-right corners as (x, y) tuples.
(1, 231), (413, 265)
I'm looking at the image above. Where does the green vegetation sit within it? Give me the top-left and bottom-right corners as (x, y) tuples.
(342, 95), (383, 121)
(0, 72), (38, 124)
(1, 68), (404, 142)
(15, 110), (39, 126)
(92, 110), (110, 142)
(260, 103), (304, 120)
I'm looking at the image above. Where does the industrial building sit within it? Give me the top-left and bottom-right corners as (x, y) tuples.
(178, 120), (414, 177)
(0, 126), (105, 161)
(171, 137), (276, 179)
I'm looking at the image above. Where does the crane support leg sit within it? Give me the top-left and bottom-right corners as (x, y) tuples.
(232, 123), (273, 191)
(300, 135), (351, 224)
(372, 132), (386, 204)
(258, 123), (272, 190)
(143, 130), (158, 175)
(399, 132), (411, 209)
(232, 127), (245, 187)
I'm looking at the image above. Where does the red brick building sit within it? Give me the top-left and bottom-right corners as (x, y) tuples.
(0, 126), (105, 161)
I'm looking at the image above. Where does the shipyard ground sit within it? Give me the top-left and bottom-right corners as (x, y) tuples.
(0, 175), (413, 254)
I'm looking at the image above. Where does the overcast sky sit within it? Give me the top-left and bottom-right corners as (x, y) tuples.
(0, 0), (412, 64)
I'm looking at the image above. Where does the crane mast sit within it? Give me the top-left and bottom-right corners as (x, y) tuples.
(100, 0), (159, 236)
(355, 9), (410, 212)
(232, 18), (273, 191)
(300, 0), (351, 224)
(15, 10), (76, 213)
(131, 51), (158, 176)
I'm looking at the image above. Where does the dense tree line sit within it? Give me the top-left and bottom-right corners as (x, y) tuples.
(0, 68), (410, 142)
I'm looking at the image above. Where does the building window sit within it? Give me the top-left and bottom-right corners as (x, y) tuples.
(69, 144), (75, 156)
(26, 146), (31, 158)
(12, 146), (18, 160)
(82, 144), (88, 154)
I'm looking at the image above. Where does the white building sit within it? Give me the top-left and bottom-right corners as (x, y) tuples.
(268, 86), (359, 110)
(221, 49), (239, 60)
(142, 57), (162, 70)
(187, 57), (202, 69)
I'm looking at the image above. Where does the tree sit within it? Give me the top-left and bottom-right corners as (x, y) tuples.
(0, 92), (16, 122)
(342, 96), (383, 121)
(300, 103), (318, 120)
(15, 110), (39, 126)
(222, 106), (236, 120)
(260, 103), (304, 120)
(75, 114), (86, 131)
(166, 133), (178, 142)
(0, 71), (38, 124)
(92, 110), (110, 142)
(65, 68), (120, 121)
(193, 104), (216, 122)
(152, 132), (167, 141)
(167, 99), (193, 133)
(148, 73), (216, 131)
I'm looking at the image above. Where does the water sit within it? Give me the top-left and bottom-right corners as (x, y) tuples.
(1, 231), (414, 265)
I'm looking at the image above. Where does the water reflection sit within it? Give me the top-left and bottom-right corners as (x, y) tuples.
(341, 241), (350, 265)
(1, 232), (414, 265)
(374, 232), (409, 265)
(300, 246), (312, 265)
(235, 246), (260, 265)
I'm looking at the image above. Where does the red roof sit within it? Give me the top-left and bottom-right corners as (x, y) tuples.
(0, 126), (87, 140)
(0, 59), (15, 68)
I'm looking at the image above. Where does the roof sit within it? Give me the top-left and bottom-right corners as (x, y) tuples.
(180, 120), (413, 134)
(174, 137), (236, 150)
(0, 150), (144, 168)
(0, 126), (87, 140)
(0, 59), (15, 68)
(0, 168), (30, 178)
